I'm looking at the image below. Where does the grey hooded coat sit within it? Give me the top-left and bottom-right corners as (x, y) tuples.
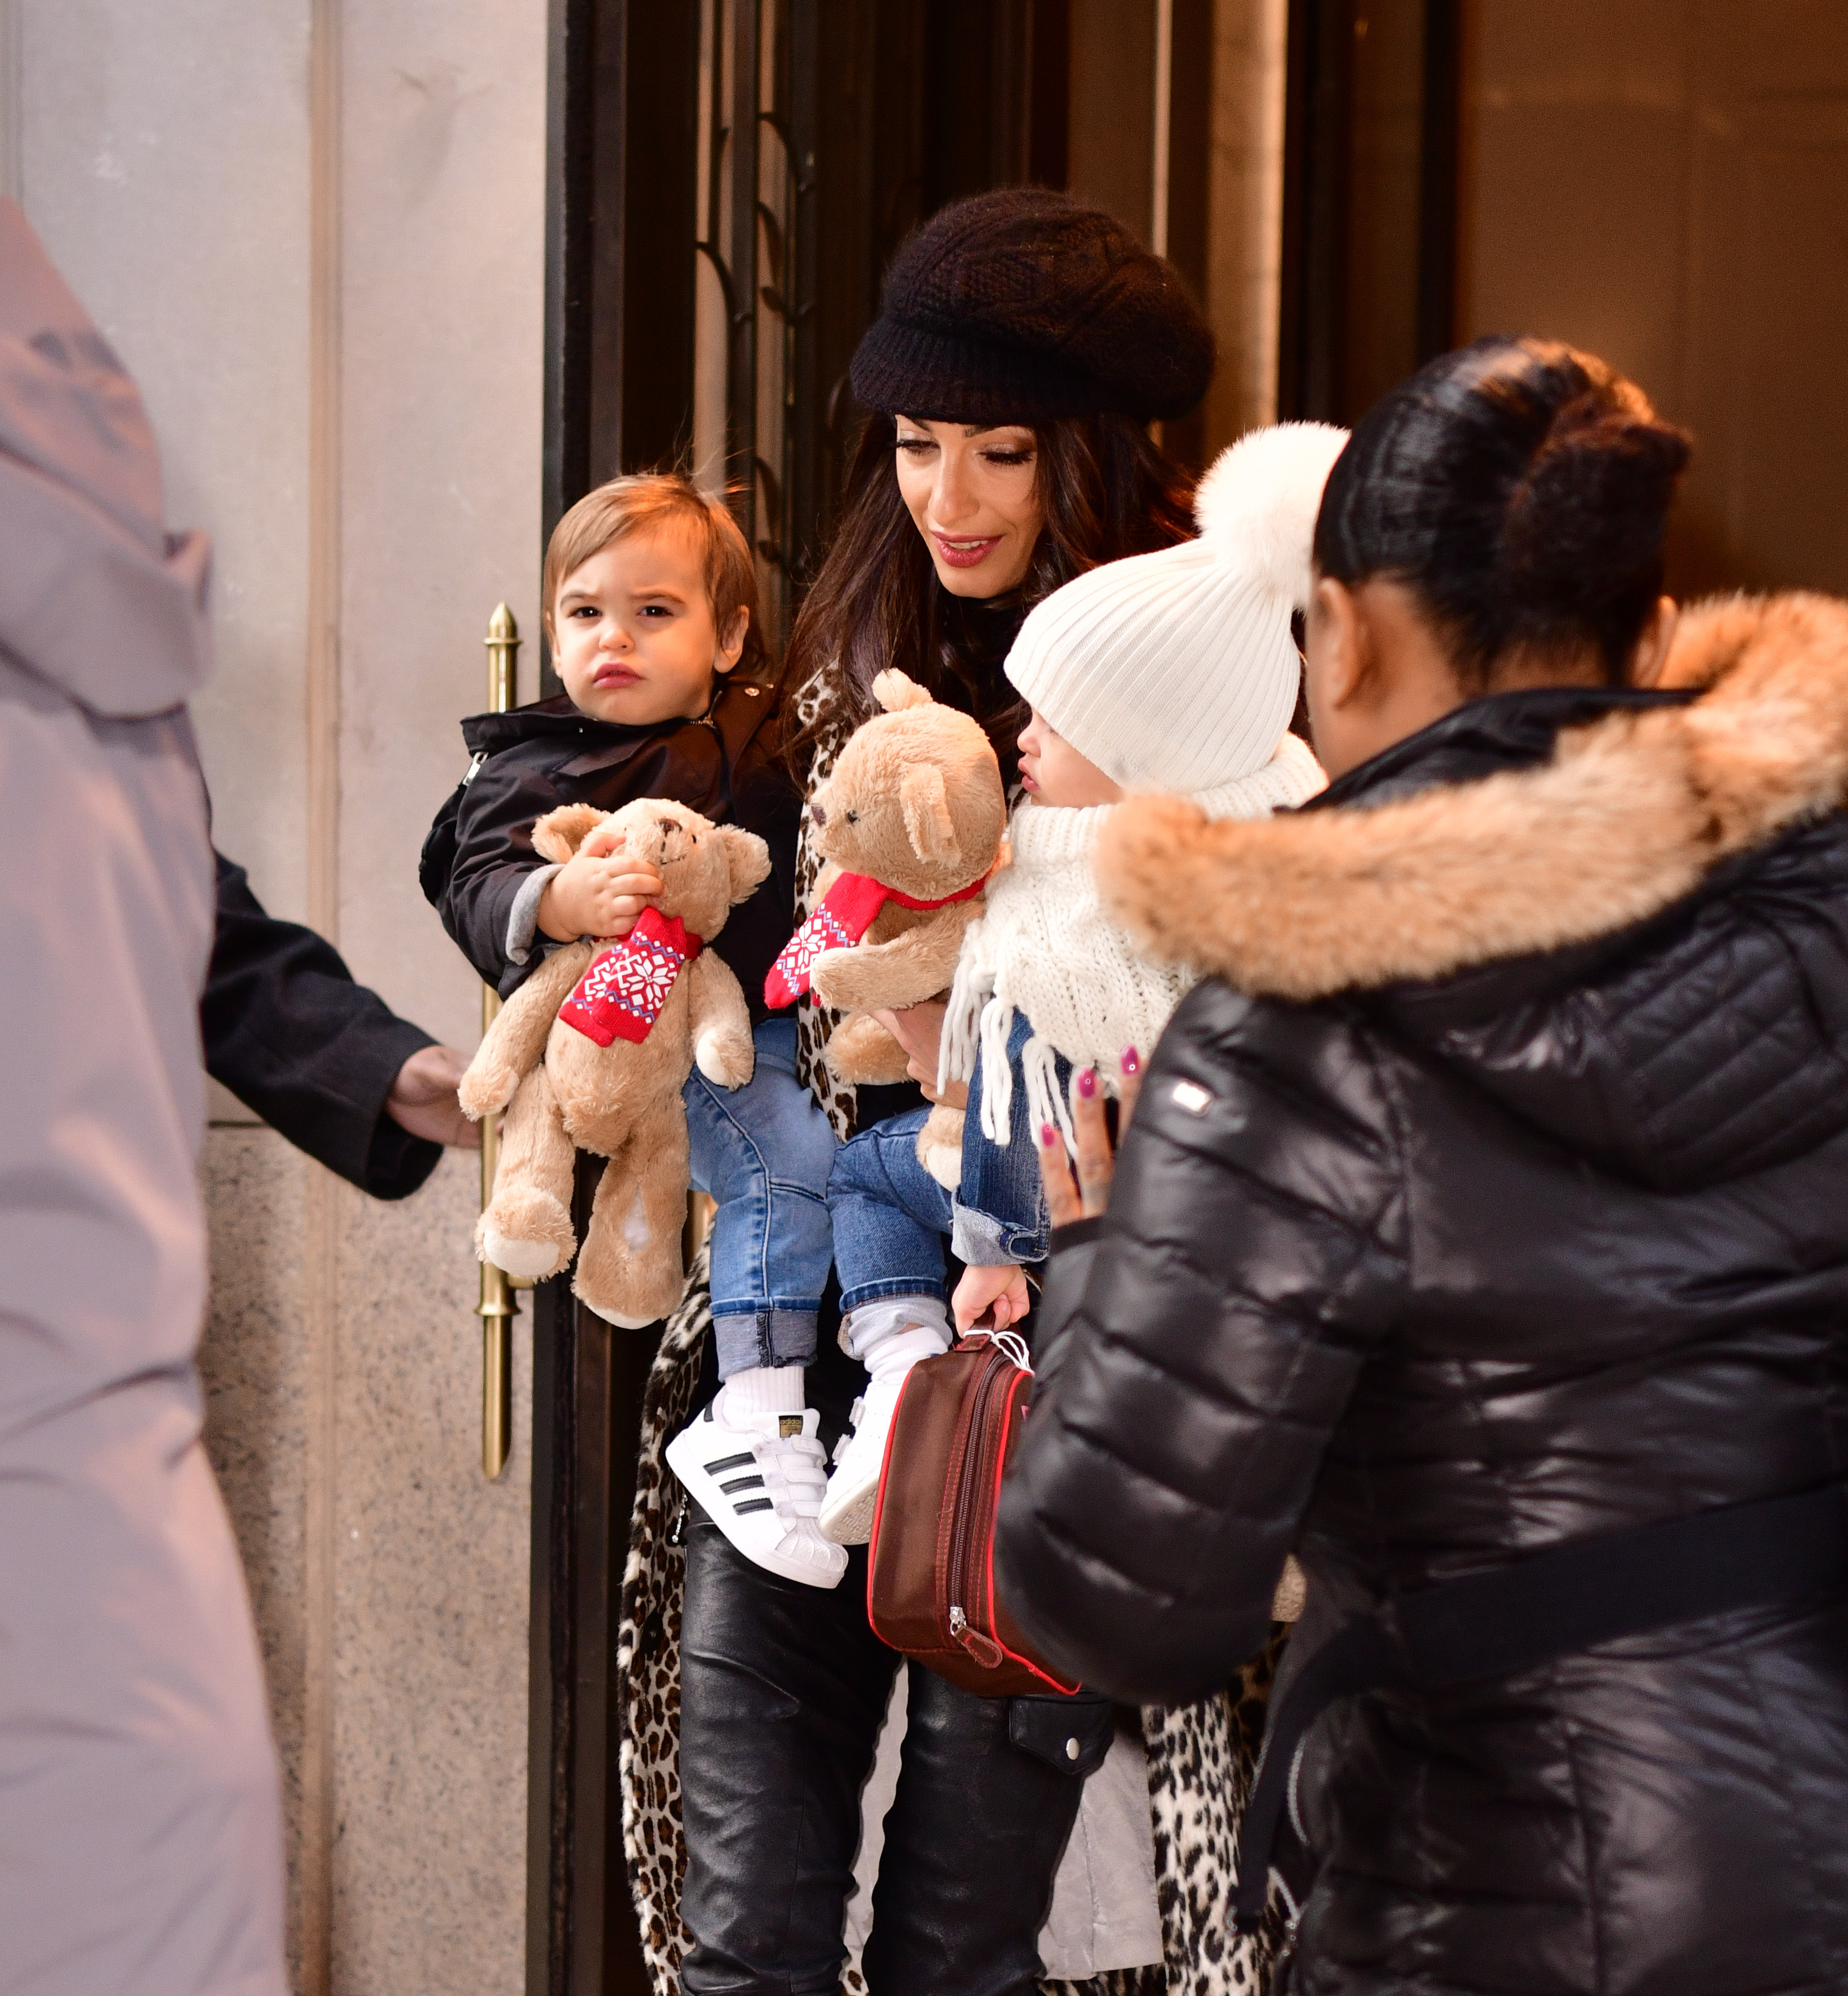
(0, 200), (285, 1996)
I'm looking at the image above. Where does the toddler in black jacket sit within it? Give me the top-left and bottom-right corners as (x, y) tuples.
(423, 475), (844, 1588)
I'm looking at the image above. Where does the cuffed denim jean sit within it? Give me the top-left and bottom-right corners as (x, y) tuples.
(827, 1013), (1057, 1316)
(684, 1016), (838, 1379)
(826, 1106), (953, 1316)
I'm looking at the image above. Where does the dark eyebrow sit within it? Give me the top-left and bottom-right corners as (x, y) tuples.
(965, 424), (1031, 440)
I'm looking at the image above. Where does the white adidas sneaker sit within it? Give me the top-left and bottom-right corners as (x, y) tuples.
(818, 1365), (918, 1547)
(666, 1395), (848, 1589)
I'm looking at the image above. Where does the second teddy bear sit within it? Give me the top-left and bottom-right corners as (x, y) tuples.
(764, 668), (1006, 1180)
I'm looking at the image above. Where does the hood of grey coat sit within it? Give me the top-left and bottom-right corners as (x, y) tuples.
(0, 198), (211, 717)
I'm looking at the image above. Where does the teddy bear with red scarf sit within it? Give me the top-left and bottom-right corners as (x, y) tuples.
(460, 795), (769, 1327)
(766, 669), (1007, 1180)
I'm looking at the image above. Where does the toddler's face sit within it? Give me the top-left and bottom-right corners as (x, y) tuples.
(551, 518), (745, 727)
(1016, 709), (1122, 808)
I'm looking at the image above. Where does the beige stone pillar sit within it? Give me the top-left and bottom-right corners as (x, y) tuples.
(1203, 0), (1289, 454)
(12, 1), (546, 1988)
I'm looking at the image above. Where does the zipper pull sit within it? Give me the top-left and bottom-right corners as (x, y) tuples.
(948, 1605), (1005, 1668)
(667, 1492), (688, 1548)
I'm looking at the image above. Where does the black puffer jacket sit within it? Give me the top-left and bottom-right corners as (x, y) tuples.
(997, 593), (1848, 1995)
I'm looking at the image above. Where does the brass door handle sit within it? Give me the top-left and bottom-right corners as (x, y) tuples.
(477, 603), (521, 1479)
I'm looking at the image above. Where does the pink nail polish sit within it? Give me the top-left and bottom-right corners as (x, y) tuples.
(1077, 1067), (1097, 1099)
(1040, 1122), (1058, 1148)
(1121, 1046), (1140, 1076)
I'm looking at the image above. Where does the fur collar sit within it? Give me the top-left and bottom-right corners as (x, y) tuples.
(1094, 592), (1848, 1000)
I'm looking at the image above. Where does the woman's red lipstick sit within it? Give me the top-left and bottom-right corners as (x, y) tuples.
(931, 532), (1001, 570)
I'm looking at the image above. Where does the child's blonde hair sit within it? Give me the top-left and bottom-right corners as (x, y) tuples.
(543, 473), (768, 673)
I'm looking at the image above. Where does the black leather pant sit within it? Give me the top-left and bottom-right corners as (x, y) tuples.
(678, 1507), (1114, 1996)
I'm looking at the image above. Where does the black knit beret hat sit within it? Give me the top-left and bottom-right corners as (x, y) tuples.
(849, 187), (1215, 425)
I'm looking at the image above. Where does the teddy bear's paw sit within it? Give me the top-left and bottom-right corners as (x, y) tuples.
(822, 1012), (912, 1086)
(477, 1194), (573, 1282)
(695, 1027), (756, 1090)
(805, 950), (866, 1011)
(573, 1263), (685, 1330)
(459, 1061), (519, 1121)
(576, 1297), (662, 1330)
(482, 1232), (564, 1283)
(916, 1113), (964, 1189)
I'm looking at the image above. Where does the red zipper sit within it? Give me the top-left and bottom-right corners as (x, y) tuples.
(944, 1344), (1017, 1669)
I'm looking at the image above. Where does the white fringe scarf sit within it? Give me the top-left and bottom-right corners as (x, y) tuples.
(943, 734), (1326, 1148)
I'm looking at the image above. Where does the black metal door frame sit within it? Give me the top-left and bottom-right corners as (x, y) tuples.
(532, 13), (701, 1987)
(1277, 0), (1461, 426)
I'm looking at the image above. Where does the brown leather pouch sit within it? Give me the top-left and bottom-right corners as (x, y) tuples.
(867, 1332), (1082, 1699)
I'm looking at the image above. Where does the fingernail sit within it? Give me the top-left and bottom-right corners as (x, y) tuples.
(1077, 1067), (1097, 1099)
(1040, 1122), (1059, 1148)
(1121, 1046), (1140, 1076)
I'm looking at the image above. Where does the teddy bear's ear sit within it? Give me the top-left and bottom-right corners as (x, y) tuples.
(872, 668), (934, 714)
(531, 803), (610, 865)
(899, 762), (961, 871)
(718, 825), (773, 904)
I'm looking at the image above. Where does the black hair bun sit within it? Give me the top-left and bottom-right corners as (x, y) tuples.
(1316, 338), (1691, 685)
(1502, 392), (1692, 614)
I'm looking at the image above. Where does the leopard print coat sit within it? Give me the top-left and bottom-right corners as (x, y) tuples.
(617, 676), (1290, 1993)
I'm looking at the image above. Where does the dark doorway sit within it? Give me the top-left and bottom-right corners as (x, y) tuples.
(1282, 1), (1848, 594)
(1277, 0), (1461, 427)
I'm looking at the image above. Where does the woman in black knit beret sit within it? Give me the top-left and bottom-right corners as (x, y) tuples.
(664, 190), (1228, 1996)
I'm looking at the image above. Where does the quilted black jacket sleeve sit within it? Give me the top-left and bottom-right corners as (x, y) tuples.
(204, 851), (442, 1199)
(995, 978), (1409, 1704)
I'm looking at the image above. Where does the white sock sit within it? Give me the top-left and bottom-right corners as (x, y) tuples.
(844, 1295), (952, 1374)
(722, 1363), (807, 1418)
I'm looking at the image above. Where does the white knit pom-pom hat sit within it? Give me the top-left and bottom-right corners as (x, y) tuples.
(1003, 420), (1350, 793)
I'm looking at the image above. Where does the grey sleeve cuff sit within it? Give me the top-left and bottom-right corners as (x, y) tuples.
(506, 862), (564, 965)
(951, 1201), (1016, 1268)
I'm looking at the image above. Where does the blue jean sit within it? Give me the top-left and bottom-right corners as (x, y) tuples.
(827, 1107), (954, 1315)
(684, 1016), (838, 1378)
(827, 1015), (1057, 1316)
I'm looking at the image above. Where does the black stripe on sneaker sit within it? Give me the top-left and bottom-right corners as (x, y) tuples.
(720, 1475), (765, 1495)
(733, 1498), (774, 1515)
(704, 1452), (755, 1475)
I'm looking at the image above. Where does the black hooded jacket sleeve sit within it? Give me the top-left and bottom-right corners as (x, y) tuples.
(203, 851), (442, 1199)
(996, 983), (1409, 1702)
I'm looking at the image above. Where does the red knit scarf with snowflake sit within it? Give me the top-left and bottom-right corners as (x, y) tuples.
(763, 870), (985, 1010)
(558, 907), (704, 1047)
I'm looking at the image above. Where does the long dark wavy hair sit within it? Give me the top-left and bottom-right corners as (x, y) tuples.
(784, 409), (1197, 778)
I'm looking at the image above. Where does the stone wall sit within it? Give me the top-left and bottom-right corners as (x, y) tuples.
(6, 1), (548, 1988)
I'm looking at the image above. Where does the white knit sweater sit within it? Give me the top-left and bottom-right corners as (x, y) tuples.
(943, 733), (1326, 1146)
